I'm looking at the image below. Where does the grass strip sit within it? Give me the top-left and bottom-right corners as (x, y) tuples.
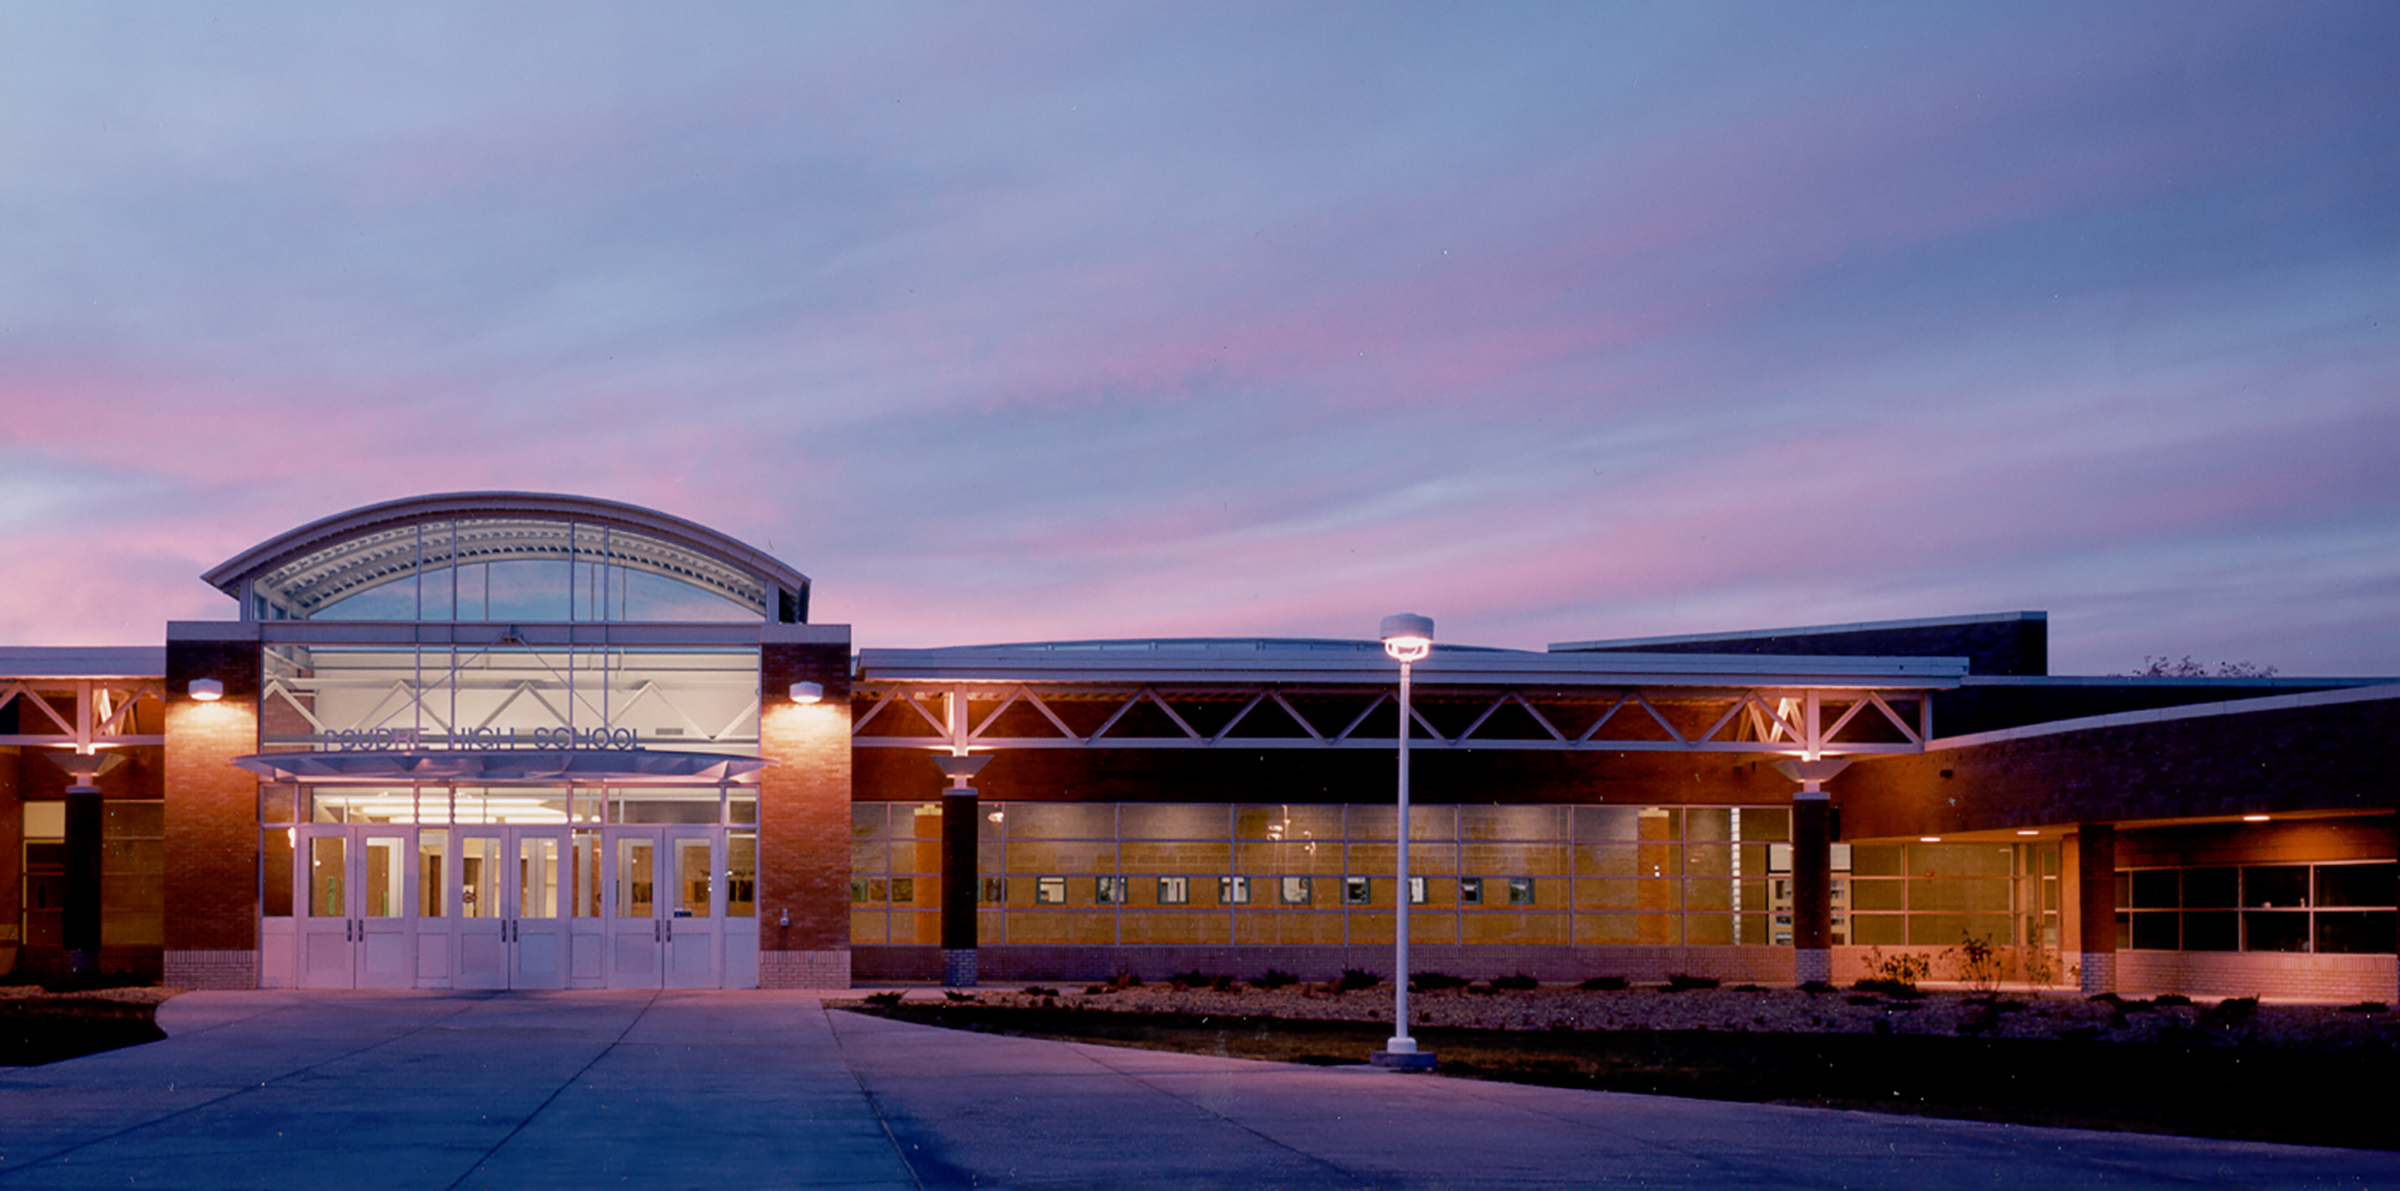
(843, 1001), (2398, 1152)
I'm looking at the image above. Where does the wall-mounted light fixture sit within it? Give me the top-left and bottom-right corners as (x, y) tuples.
(189, 678), (224, 702)
(788, 681), (824, 704)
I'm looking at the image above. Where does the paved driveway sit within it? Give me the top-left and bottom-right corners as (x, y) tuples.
(0, 990), (2390, 1189)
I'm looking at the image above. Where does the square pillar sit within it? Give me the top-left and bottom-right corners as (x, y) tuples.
(941, 787), (980, 987)
(759, 626), (854, 989)
(2075, 822), (2116, 996)
(1790, 793), (1833, 986)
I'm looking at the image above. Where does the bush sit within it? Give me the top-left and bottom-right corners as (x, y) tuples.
(1856, 946), (1930, 993)
(1664, 974), (1720, 992)
(2343, 1001), (2389, 1014)
(863, 991), (903, 1007)
(1211, 974), (1239, 992)
(1952, 932), (2001, 994)
(1410, 972), (1470, 992)
(1798, 980), (1835, 994)
(943, 990), (977, 1003)
(2152, 993), (2193, 1008)
(1577, 976), (1630, 991)
(1166, 969), (1219, 991)
(2202, 996), (2258, 1027)
(1251, 969), (1299, 990)
(1107, 971), (1143, 990)
(1334, 968), (1382, 992)
(1021, 986), (1060, 998)
(1487, 973), (1539, 992)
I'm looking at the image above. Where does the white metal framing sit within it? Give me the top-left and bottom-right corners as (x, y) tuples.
(852, 681), (1936, 755)
(0, 678), (165, 753)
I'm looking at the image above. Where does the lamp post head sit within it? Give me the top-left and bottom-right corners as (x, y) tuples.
(1379, 613), (1434, 663)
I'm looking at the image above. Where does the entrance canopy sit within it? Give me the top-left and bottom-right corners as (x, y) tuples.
(231, 748), (770, 785)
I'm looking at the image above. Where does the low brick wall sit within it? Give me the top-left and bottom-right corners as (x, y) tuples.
(2117, 951), (2396, 1002)
(759, 949), (852, 989)
(164, 949), (257, 990)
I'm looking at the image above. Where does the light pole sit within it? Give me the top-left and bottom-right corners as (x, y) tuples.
(1372, 613), (1437, 1070)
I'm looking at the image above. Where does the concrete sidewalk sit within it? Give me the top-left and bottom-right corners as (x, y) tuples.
(0, 991), (2387, 1189)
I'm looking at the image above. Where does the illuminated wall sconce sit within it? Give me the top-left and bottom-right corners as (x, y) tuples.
(189, 678), (225, 702)
(788, 681), (824, 704)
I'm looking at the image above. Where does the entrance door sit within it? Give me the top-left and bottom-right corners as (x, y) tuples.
(295, 826), (417, 989)
(604, 827), (721, 988)
(453, 826), (574, 990)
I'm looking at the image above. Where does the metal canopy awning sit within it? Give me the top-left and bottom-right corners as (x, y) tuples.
(230, 748), (770, 785)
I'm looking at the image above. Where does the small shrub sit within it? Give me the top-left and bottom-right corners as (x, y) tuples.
(1410, 972), (1470, 992)
(1731, 983), (1762, 992)
(1165, 969), (1218, 991)
(1952, 932), (2001, 994)
(2087, 991), (2122, 1004)
(1021, 986), (1059, 998)
(1084, 984), (1107, 995)
(1334, 968), (1382, 992)
(2152, 993), (2193, 1008)
(1488, 973), (1539, 992)
(1858, 946), (1931, 992)
(863, 991), (903, 1007)
(1107, 971), (1143, 990)
(2343, 1001), (2389, 1014)
(1577, 976), (1629, 992)
(2020, 937), (2061, 986)
(943, 990), (977, 1003)
(1799, 980), (1834, 994)
(1210, 974), (1239, 993)
(1664, 974), (1720, 992)
(1251, 969), (1299, 990)
(2202, 995), (2258, 1027)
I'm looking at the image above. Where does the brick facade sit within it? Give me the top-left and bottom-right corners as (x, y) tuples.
(757, 626), (854, 988)
(163, 625), (262, 964)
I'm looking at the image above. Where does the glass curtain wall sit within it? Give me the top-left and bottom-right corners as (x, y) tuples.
(847, 802), (1796, 948)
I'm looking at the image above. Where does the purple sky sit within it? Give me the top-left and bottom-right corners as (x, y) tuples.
(3, 4), (2395, 675)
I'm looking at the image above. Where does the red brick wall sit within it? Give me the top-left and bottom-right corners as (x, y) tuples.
(1835, 695), (2400, 839)
(759, 631), (852, 968)
(164, 635), (260, 955)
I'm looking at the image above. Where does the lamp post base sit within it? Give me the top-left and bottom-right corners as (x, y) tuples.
(1369, 1048), (1438, 1071)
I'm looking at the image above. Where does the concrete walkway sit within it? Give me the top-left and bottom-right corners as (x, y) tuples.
(0, 991), (2388, 1189)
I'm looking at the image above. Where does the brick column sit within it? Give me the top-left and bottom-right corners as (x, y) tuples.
(1773, 757), (1849, 988)
(163, 623), (263, 989)
(758, 625), (854, 989)
(941, 787), (980, 987)
(1790, 794), (1832, 986)
(2075, 822), (2116, 996)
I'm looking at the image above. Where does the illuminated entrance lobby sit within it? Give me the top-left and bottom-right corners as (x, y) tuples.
(162, 493), (852, 990)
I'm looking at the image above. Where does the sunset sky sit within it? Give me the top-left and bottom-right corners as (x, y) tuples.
(3, 4), (2394, 675)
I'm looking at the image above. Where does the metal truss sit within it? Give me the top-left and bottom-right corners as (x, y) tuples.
(852, 682), (1932, 755)
(0, 679), (166, 753)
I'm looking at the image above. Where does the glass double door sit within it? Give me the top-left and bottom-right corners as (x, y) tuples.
(293, 822), (729, 989)
(604, 828), (724, 989)
(297, 826), (421, 989)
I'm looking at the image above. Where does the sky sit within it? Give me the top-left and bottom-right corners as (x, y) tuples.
(2, 3), (2395, 675)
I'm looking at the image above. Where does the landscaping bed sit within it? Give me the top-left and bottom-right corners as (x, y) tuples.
(0, 985), (176, 1066)
(837, 979), (2400, 1151)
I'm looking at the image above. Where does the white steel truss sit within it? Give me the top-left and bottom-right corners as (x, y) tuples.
(0, 679), (166, 753)
(852, 682), (1933, 756)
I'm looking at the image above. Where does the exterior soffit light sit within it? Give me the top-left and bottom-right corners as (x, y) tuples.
(189, 678), (225, 702)
(2242, 814), (2270, 822)
(789, 681), (824, 704)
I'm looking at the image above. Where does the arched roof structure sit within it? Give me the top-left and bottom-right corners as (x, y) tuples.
(203, 492), (810, 623)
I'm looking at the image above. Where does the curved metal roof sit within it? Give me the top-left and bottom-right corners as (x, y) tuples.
(203, 492), (810, 622)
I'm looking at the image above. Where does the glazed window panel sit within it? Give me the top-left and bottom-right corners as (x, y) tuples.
(1033, 877), (1068, 905)
(2316, 863), (2396, 908)
(849, 910), (888, 944)
(1573, 844), (1640, 877)
(1004, 912), (1115, 944)
(1279, 876), (1313, 905)
(1575, 913), (1678, 946)
(1407, 805), (1457, 840)
(1849, 914), (1905, 945)
(1684, 844), (1733, 879)
(1572, 806), (1643, 842)
(1849, 845), (1904, 877)
(1461, 911), (1566, 945)
(1117, 912), (1229, 945)
(1907, 844), (2014, 878)
(1908, 879), (2013, 913)
(1345, 843), (1396, 875)
(1006, 841), (1116, 874)
(1909, 913), (2013, 948)
(1458, 877), (1484, 906)
(1234, 841), (1343, 875)
(1235, 804), (1343, 842)
(1006, 804), (1116, 840)
(1155, 876), (1190, 906)
(1347, 805), (1398, 841)
(891, 912), (939, 945)
(2316, 911), (2396, 954)
(2243, 866), (2310, 909)
(1219, 876), (1251, 905)
(1094, 876), (1128, 905)
(1741, 808), (1791, 842)
(1120, 841), (1231, 872)
(2182, 911), (2238, 951)
(1848, 880), (1904, 911)
(1344, 876), (1372, 906)
(1117, 804), (1228, 840)
(1460, 842), (1567, 876)
(2243, 911), (2311, 953)
(1458, 805), (1564, 841)
(2182, 866), (2238, 908)
(1683, 808), (1733, 841)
